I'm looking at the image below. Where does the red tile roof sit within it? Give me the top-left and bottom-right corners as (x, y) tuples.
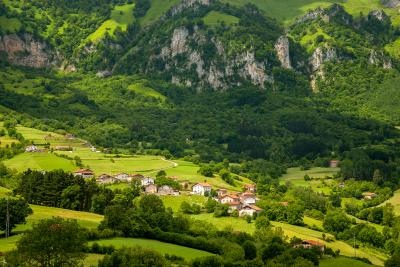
(249, 205), (262, 211)
(244, 184), (255, 188)
(303, 240), (324, 247)
(74, 169), (94, 174)
(196, 182), (212, 187)
(227, 202), (241, 205)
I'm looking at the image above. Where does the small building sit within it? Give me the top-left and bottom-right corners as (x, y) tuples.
(97, 174), (115, 184)
(131, 174), (144, 180)
(115, 173), (130, 182)
(279, 201), (289, 206)
(65, 134), (75, 140)
(227, 202), (242, 212)
(243, 184), (256, 193)
(54, 146), (72, 151)
(240, 192), (257, 205)
(74, 169), (94, 179)
(145, 184), (157, 194)
(294, 240), (325, 252)
(216, 188), (227, 197)
(329, 160), (340, 168)
(362, 192), (377, 200)
(220, 194), (240, 204)
(192, 182), (212, 196)
(141, 177), (154, 186)
(158, 185), (174, 195)
(25, 145), (39, 152)
(239, 205), (262, 217)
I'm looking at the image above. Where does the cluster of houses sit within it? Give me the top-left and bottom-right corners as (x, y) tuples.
(192, 182), (262, 217)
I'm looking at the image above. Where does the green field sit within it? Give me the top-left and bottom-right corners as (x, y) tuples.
(280, 167), (339, 194)
(4, 152), (76, 172)
(83, 254), (105, 267)
(191, 213), (386, 265)
(224, 0), (400, 25)
(128, 82), (166, 101)
(87, 3), (135, 42)
(203, 11), (239, 27)
(89, 237), (214, 260)
(320, 256), (373, 267)
(381, 189), (400, 215)
(385, 38), (400, 60)
(140, 0), (180, 25)
(161, 194), (208, 212)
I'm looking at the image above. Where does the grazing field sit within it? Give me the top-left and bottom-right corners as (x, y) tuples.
(161, 194), (208, 212)
(0, 136), (19, 147)
(385, 38), (400, 60)
(380, 189), (400, 215)
(87, 3), (135, 42)
(280, 167), (338, 194)
(89, 238), (214, 260)
(140, 0), (180, 25)
(0, 234), (21, 253)
(83, 254), (105, 267)
(191, 213), (386, 266)
(203, 11), (239, 27)
(4, 152), (76, 172)
(224, 0), (400, 25)
(128, 82), (166, 101)
(320, 256), (373, 267)
(165, 160), (253, 191)
(14, 204), (103, 232)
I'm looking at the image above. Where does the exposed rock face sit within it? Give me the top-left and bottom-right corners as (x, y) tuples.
(171, 27), (189, 56)
(310, 45), (337, 72)
(369, 50), (392, 69)
(157, 26), (273, 90)
(274, 36), (292, 69)
(0, 34), (58, 68)
(296, 4), (351, 25)
(164, 0), (211, 18)
(96, 70), (113, 78)
(368, 10), (390, 22)
(381, 0), (400, 8)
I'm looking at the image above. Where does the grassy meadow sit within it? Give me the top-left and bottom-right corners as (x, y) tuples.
(139, 0), (180, 25)
(87, 3), (135, 42)
(320, 256), (374, 267)
(4, 152), (76, 172)
(190, 213), (386, 265)
(203, 11), (239, 27)
(380, 189), (400, 215)
(89, 238), (214, 260)
(224, 0), (400, 25)
(161, 194), (208, 212)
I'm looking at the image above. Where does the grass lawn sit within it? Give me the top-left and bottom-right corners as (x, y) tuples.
(140, 0), (180, 25)
(84, 254), (104, 267)
(203, 11), (239, 27)
(87, 3), (135, 42)
(191, 213), (386, 266)
(385, 38), (400, 60)
(0, 234), (21, 253)
(161, 194), (208, 212)
(4, 152), (76, 172)
(89, 237), (214, 260)
(380, 189), (400, 215)
(128, 82), (166, 101)
(13, 204), (103, 233)
(320, 256), (373, 267)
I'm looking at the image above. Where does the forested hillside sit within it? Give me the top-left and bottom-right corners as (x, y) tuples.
(2, 0), (400, 266)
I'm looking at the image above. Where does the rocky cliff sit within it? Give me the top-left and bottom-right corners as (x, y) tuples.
(274, 36), (292, 69)
(0, 34), (59, 68)
(381, 0), (400, 8)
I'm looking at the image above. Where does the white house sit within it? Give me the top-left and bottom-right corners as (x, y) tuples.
(239, 205), (262, 217)
(74, 169), (94, 179)
(240, 192), (256, 205)
(141, 177), (154, 186)
(219, 194), (240, 204)
(192, 182), (212, 196)
(25, 145), (39, 152)
(115, 173), (130, 182)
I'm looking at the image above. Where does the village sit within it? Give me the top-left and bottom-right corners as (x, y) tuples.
(74, 168), (264, 218)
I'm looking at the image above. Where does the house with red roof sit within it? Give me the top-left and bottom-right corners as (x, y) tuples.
(239, 205), (262, 217)
(294, 240), (325, 252)
(74, 169), (94, 179)
(219, 194), (240, 204)
(240, 192), (256, 205)
(243, 184), (256, 193)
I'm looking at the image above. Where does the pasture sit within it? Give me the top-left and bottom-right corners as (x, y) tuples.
(203, 11), (239, 27)
(139, 0), (180, 25)
(128, 82), (166, 101)
(4, 152), (76, 172)
(89, 238), (214, 260)
(380, 189), (400, 215)
(191, 213), (386, 265)
(224, 0), (400, 25)
(161, 194), (208, 212)
(320, 256), (373, 267)
(87, 3), (135, 42)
